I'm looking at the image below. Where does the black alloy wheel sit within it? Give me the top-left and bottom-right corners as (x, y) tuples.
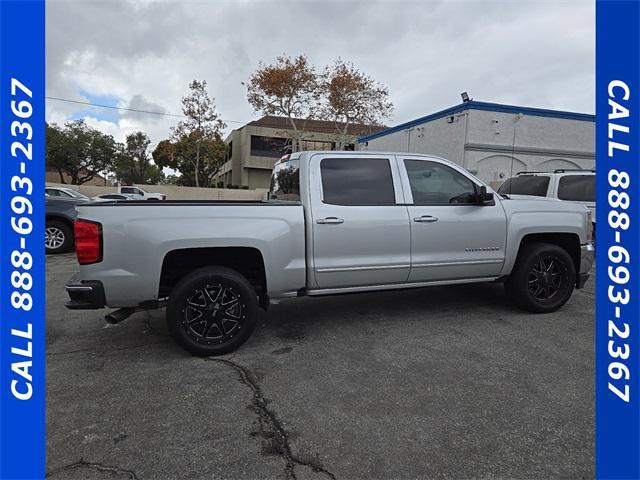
(167, 266), (258, 356)
(183, 283), (246, 345)
(505, 242), (575, 313)
(527, 254), (565, 301)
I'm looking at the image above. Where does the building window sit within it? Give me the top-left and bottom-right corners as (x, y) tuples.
(250, 135), (290, 158)
(300, 139), (335, 151)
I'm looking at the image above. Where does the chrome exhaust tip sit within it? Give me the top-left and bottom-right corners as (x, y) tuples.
(104, 307), (136, 324)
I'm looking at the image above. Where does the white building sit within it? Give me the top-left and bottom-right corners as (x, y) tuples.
(357, 101), (595, 188)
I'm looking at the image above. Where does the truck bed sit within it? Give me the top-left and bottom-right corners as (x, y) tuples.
(74, 201), (306, 307)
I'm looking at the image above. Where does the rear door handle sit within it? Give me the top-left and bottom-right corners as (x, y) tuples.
(316, 217), (344, 224)
(413, 215), (438, 223)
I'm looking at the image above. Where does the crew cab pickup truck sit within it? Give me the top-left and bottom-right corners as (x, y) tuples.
(118, 185), (166, 201)
(66, 151), (594, 356)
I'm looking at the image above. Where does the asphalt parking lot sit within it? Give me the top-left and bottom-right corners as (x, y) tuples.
(46, 253), (595, 480)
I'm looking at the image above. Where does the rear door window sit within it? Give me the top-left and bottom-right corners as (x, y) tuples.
(498, 176), (550, 196)
(320, 158), (395, 206)
(557, 175), (595, 202)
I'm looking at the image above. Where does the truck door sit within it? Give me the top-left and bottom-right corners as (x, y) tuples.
(399, 156), (507, 282)
(120, 186), (144, 200)
(309, 154), (411, 289)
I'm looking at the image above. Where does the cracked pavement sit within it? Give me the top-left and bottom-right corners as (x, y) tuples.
(47, 253), (595, 479)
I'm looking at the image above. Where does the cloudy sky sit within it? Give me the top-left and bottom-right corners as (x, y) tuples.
(46, 0), (595, 147)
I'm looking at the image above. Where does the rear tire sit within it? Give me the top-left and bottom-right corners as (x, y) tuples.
(166, 266), (258, 356)
(45, 219), (74, 254)
(505, 242), (575, 313)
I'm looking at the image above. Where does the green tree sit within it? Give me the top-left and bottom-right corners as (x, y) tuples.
(46, 120), (117, 185)
(160, 173), (180, 185)
(170, 80), (226, 187)
(152, 132), (227, 188)
(115, 131), (164, 185)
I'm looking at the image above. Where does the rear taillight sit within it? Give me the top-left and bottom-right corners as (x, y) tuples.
(74, 220), (102, 265)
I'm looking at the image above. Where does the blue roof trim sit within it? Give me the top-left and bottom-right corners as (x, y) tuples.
(357, 101), (595, 143)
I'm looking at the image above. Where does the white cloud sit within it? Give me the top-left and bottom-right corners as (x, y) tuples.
(46, 0), (595, 147)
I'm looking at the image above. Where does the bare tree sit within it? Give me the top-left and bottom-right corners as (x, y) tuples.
(244, 54), (320, 151)
(320, 59), (393, 149)
(172, 80), (226, 187)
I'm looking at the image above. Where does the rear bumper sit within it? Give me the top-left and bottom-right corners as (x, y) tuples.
(576, 242), (595, 289)
(65, 274), (106, 309)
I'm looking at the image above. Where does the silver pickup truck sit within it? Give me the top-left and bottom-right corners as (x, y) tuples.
(66, 151), (594, 356)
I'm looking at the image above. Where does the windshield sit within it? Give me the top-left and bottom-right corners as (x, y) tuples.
(270, 159), (300, 201)
(498, 176), (550, 197)
(66, 189), (90, 200)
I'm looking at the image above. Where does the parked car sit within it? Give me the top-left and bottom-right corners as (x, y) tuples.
(118, 185), (166, 200)
(92, 193), (135, 202)
(498, 169), (595, 237)
(65, 151), (594, 356)
(45, 186), (91, 200)
(45, 196), (90, 254)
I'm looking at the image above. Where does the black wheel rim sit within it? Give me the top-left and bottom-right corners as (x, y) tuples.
(182, 283), (246, 345)
(527, 254), (565, 301)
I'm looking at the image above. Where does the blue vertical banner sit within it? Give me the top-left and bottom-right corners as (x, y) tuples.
(0, 0), (46, 478)
(596, 0), (640, 478)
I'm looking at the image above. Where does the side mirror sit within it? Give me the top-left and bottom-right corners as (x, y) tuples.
(477, 185), (494, 205)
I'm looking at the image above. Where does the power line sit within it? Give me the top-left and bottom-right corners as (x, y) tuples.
(45, 95), (249, 124)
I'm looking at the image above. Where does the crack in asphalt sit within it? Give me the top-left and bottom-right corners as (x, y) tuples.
(206, 358), (336, 480)
(46, 459), (139, 479)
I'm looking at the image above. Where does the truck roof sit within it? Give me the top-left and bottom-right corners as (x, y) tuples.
(274, 150), (448, 167)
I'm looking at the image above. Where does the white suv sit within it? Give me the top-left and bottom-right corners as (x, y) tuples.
(498, 169), (595, 236)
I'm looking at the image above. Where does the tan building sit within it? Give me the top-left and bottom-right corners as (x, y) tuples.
(215, 116), (386, 189)
(46, 167), (111, 186)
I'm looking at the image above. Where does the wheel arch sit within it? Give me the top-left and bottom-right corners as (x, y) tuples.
(159, 247), (268, 307)
(46, 214), (74, 230)
(513, 232), (581, 273)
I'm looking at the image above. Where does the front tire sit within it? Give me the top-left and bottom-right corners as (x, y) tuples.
(45, 219), (74, 254)
(166, 266), (258, 356)
(505, 242), (576, 313)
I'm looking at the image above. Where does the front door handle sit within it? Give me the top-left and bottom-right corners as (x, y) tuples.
(316, 217), (344, 224)
(413, 215), (438, 223)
